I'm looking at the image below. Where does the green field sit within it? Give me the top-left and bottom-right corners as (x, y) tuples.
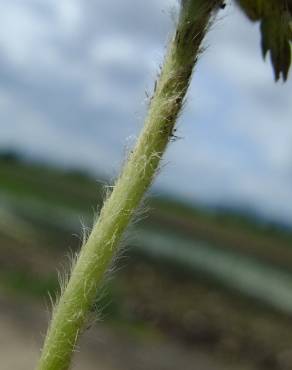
(1, 155), (292, 369)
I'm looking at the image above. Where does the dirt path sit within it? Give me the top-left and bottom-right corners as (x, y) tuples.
(0, 294), (237, 370)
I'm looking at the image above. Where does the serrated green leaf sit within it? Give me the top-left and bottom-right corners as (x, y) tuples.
(235, 0), (263, 20)
(235, 0), (292, 81)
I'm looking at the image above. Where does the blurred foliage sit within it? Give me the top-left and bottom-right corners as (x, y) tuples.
(2, 154), (292, 369)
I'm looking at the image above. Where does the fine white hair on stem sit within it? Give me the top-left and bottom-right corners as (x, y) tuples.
(36, 2), (222, 369)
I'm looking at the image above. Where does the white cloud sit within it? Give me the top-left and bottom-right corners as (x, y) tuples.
(0, 0), (291, 225)
(0, 3), (50, 66)
(54, 0), (83, 34)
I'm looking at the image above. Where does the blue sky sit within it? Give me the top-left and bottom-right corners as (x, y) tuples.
(0, 0), (292, 224)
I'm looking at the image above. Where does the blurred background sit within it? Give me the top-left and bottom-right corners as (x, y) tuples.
(1, 0), (292, 369)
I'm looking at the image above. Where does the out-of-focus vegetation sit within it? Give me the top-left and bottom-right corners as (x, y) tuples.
(1, 151), (292, 369)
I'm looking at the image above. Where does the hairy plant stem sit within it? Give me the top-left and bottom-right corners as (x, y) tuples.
(36, 1), (219, 369)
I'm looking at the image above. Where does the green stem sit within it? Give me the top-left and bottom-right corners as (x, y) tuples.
(36, 2), (219, 369)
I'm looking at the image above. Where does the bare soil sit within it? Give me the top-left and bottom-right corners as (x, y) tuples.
(0, 294), (233, 370)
